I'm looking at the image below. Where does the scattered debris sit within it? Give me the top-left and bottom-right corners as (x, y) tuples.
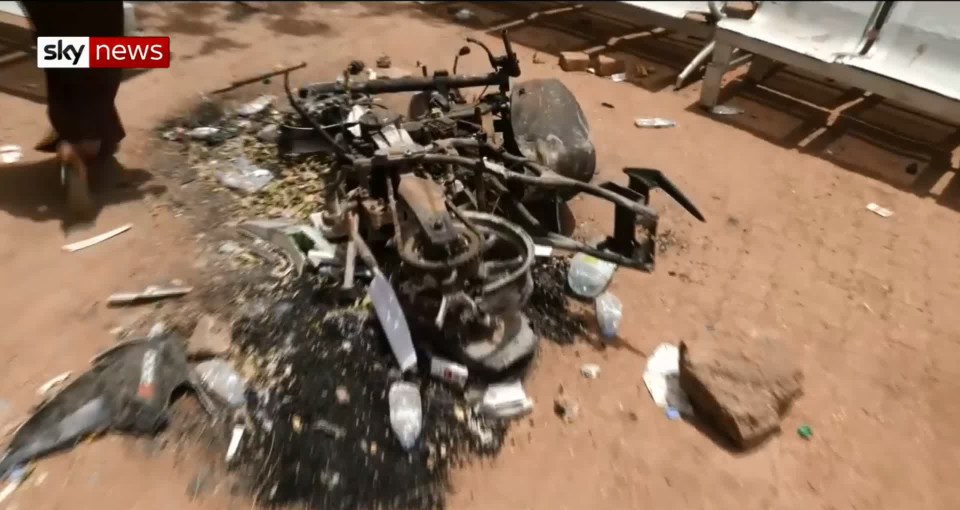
(187, 314), (233, 357)
(186, 467), (215, 501)
(453, 8), (474, 21)
(797, 424), (813, 440)
(107, 285), (193, 306)
(194, 359), (247, 408)
(634, 117), (676, 129)
(601, 102), (615, 109)
(610, 72), (627, 82)
(480, 381), (533, 419)
(62, 223), (133, 253)
(591, 54), (626, 77)
(568, 253), (617, 298)
(36, 372), (71, 396)
(580, 363), (600, 379)
(553, 394), (579, 423)
(866, 202), (894, 218)
(312, 419), (346, 438)
(388, 381), (423, 450)
(236, 95), (275, 116)
(0, 464), (33, 502)
(532, 52), (545, 64)
(216, 157), (274, 194)
(225, 425), (244, 462)
(347, 60), (365, 75)
(187, 126), (221, 141)
(642, 343), (694, 415)
(534, 244), (554, 257)
(710, 104), (744, 116)
(376, 55), (392, 68)
(430, 357), (469, 388)
(678, 339), (804, 450)
(559, 51), (590, 72)
(256, 124), (279, 143)
(594, 291), (623, 338)
(211, 61), (307, 94)
(335, 386), (350, 404)
(0, 334), (213, 479)
(0, 145), (21, 164)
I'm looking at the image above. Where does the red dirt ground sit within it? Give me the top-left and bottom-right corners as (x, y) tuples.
(0, 3), (958, 510)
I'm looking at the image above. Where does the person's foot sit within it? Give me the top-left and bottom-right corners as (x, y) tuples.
(58, 141), (100, 219)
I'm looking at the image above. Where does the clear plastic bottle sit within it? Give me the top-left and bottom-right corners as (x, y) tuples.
(595, 291), (623, 339)
(195, 359), (247, 408)
(388, 381), (422, 450)
(567, 253), (618, 298)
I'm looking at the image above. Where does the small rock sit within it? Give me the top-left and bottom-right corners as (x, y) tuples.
(580, 363), (600, 379)
(188, 314), (233, 357)
(376, 55), (392, 68)
(559, 51), (590, 72)
(554, 395), (579, 423)
(347, 60), (365, 75)
(591, 54), (626, 77)
(679, 339), (804, 450)
(453, 8), (474, 21)
(532, 52), (545, 64)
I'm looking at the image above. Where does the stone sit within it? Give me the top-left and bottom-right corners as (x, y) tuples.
(590, 54), (626, 77)
(187, 314), (233, 357)
(679, 339), (803, 450)
(553, 395), (579, 423)
(559, 51), (590, 72)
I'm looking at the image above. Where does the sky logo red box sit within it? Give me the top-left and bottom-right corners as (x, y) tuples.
(37, 36), (170, 69)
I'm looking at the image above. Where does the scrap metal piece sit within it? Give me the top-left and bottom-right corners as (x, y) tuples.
(396, 174), (459, 246)
(107, 286), (193, 306)
(238, 219), (337, 275)
(349, 215), (418, 373)
(61, 224), (132, 252)
(509, 79), (597, 191)
(0, 334), (207, 479)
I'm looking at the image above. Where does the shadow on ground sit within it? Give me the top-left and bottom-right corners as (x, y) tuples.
(685, 64), (960, 214)
(416, 1), (712, 94)
(0, 158), (159, 231)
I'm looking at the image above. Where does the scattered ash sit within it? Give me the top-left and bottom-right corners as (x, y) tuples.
(526, 257), (587, 345)
(230, 277), (507, 510)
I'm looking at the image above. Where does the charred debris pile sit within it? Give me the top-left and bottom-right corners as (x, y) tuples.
(176, 31), (704, 508)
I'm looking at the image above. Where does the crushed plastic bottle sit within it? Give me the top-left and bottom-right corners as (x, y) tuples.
(194, 359), (247, 408)
(215, 157), (274, 194)
(388, 381), (422, 450)
(567, 253), (618, 298)
(594, 291), (623, 339)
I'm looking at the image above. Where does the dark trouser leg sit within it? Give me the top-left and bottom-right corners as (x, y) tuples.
(22, 2), (126, 150)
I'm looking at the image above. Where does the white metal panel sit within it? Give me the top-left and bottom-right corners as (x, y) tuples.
(716, 1), (882, 62)
(620, 1), (711, 19)
(845, 1), (960, 102)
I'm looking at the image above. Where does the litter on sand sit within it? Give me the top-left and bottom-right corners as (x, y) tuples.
(710, 104), (744, 116)
(866, 202), (894, 218)
(0, 145), (22, 164)
(610, 72), (627, 82)
(225, 425), (244, 462)
(580, 363), (600, 379)
(0, 464), (33, 502)
(37, 372), (72, 396)
(634, 117), (676, 129)
(61, 224), (133, 252)
(107, 285), (194, 306)
(480, 381), (533, 419)
(642, 343), (694, 416)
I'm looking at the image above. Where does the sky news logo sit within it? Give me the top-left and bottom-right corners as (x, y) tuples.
(38, 36), (170, 69)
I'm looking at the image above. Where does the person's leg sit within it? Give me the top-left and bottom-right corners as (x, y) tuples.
(21, 2), (126, 216)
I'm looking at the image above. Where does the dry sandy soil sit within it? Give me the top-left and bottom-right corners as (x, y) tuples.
(1, 2), (959, 509)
